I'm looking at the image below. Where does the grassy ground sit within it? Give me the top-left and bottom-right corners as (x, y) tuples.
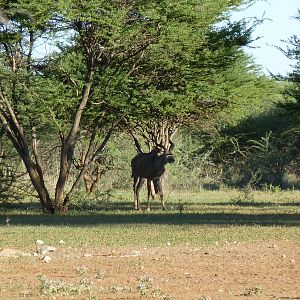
(1, 189), (300, 299)
(0, 189), (299, 249)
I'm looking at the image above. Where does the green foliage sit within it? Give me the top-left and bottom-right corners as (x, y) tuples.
(0, 135), (31, 202)
(0, 0), (262, 131)
(172, 7), (300, 191)
(39, 275), (100, 297)
(1, 0), (293, 211)
(278, 11), (300, 115)
(217, 64), (280, 126)
(217, 9), (300, 189)
(96, 0), (261, 126)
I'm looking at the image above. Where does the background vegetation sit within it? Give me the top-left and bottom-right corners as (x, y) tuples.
(0, 1), (300, 212)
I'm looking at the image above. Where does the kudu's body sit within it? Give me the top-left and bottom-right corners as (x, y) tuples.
(131, 148), (175, 211)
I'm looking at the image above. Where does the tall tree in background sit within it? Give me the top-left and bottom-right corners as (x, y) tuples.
(281, 10), (300, 111)
(192, 10), (300, 189)
(273, 9), (300, 181)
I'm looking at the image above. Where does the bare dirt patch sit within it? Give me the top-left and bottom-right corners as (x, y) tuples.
(0, 240), (299, 299)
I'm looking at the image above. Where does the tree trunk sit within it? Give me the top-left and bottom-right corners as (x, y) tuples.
(54, 67), (94, 213)
(0, 93), (54, 213)
(65, 123), (116, 201)
(54, 138), (75, 212)
(23, 156), (54, 213)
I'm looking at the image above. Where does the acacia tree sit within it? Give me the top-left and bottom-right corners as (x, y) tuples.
(0, 0), (257, 213)
(0, 0), (159, 212)
(0, 1), (57, 212)
(124, 4), (261, 150)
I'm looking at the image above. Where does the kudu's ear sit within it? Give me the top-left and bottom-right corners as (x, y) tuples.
(152, 142), (166, 154)
(152, 146), (160, 153)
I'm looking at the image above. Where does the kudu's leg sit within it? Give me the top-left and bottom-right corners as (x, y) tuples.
(146, 180), (152, 211)
(135, 177), (145, 211)
(153, 178), (166, 210)
(133, 176), (139, 210)
(150, 180), (156, 199)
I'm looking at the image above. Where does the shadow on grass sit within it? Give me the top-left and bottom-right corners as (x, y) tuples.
(1, 201), (300, 211)
(0, 212), (299, 227)
(1, 201), (300, 227)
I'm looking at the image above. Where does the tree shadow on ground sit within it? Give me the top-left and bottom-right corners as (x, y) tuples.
(1, 200), (300, 211)
(1, 200), (300, 227)
(1, 211), (299, 227)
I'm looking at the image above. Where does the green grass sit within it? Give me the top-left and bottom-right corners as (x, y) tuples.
(0, 189), (299, 249)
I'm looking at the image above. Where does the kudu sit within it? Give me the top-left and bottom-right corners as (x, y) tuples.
(131, 143), (175, 211)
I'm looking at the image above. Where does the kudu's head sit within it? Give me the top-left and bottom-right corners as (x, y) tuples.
(162, 149), (175, 164)
(153, 140), (175, 165)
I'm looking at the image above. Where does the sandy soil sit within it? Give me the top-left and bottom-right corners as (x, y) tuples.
(0, 240), (299, 299)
